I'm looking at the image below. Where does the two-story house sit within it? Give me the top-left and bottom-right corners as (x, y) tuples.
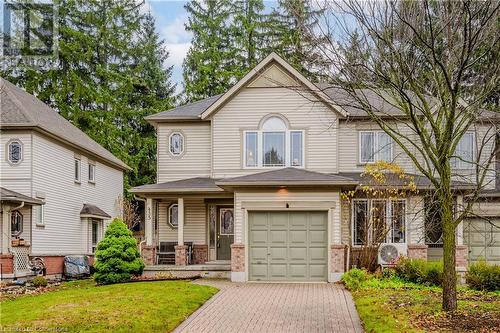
(0, 77), (128, 280)
(131, 53), (499, 282)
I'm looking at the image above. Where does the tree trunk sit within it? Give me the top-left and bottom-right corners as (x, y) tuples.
(441, 196), (457, 311)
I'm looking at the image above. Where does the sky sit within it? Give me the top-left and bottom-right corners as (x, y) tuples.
(148, 0), (277, 94)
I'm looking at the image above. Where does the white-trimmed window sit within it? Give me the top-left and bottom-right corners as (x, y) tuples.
(7, 140), (22, 164)
(11, 210), (23, 236)
(451, 132), (475, 169)
(244, 116), (304, 168)
(359, 131), (392, 163)
(91, 219), (101, 253)
(352, 199), (406, 245)
(74, 158), (81, 182)
(37, 205), (45, 226)
(88, 163), (95, 183)
(168, 204), (178, 228)
(169, 132), (184, 156)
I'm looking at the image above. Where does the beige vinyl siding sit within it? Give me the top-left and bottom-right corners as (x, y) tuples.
(0, 131), (32, 194)
(234, 190), (341, 244)
(157, 122), (211, 182)
(157, 198), (207, 245)
(30, 132), (123, 255)
(212, 87), (338, 178)
(338, 121), (417, 173)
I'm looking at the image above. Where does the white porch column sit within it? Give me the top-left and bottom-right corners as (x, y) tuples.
(145, 198), (153, 246)
(2, 204), (10, 254)
(178, 198), (184, 246)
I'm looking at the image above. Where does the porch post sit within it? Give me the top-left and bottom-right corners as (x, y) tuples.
(2, 204), (11, 254)
(175, 198), (187, 265)
(145, 198), (153, 246)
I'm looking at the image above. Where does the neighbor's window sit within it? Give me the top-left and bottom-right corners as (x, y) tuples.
(37, 205), (45, 225)
(244, 116), (304, 168)
(352, 199), (406, 245)
(74, 158), (81, 182)
(168, 204), (178, 228)
(169, 132), (184, 156)
(451, 132), (474, 169)
(7, 140), (22, 164)
(359, 131), (392, 163)
(11, 210), (23, 236)
(88, 163), (95, 182)
(91, 219), (100, 253)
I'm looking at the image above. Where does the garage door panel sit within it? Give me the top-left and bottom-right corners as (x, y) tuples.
(249, 211), (328, 281)
(464, 218), (500, 265)
(486, 247), (500, 261)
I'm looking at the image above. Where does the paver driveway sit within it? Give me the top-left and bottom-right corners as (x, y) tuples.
(174, 280), (363, 333)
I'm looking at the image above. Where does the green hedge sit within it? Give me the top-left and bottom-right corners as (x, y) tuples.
(393, 257), (443, 286)
(466, 261), (500, 292)
(341, 268), (368, 291)
(94, 218), (145, 285)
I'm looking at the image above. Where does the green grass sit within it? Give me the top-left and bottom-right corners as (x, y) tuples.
(350, 277), (500, 333)
(0, 279), (218, 333)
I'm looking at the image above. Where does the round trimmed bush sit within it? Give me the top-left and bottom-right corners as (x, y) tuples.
(32, 276), (48, 288)
(93, 218), (145, 285)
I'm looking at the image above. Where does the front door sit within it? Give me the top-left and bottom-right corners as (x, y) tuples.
(217, 207), (234, 260)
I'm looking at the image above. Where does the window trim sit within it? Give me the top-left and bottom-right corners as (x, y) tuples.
(88, 163), (96, 183)
(219, 208), (234, 236)
(36, 204), (45, 226)
(351, 198), (407, 246)
(11, 210), (23, 237)
(451, 131), (475, 170)
(168, 203), (179, 229)
(358, 130), (393, 164)
(169, 131), (185, 157)
(74, 158), (81, 183)
(243, 129), (305, 169)
(91, 219), (102, 253)
(6, 139), (23, 165)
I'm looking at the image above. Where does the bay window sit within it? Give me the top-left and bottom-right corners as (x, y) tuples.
(244, 116), (304, 168)
(352, 199), (406, 245)
(359, 131), (392, 163)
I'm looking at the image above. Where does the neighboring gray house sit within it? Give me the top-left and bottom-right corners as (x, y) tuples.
(0, 77), (128, 279)
(131, 53), (499, 283)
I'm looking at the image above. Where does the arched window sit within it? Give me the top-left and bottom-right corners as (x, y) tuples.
(11, 210), (23, 236)
(169, 132), (184, 156)
(168, 204), (178, 228)
(7, 140), (23, 165)
(244, 115), (304, 168)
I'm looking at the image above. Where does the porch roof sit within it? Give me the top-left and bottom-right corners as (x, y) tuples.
(216, 168), (359, 187)
(0, 187), (44, 205)
(130, 177), (224, 194)
(80, 204), (111, 219)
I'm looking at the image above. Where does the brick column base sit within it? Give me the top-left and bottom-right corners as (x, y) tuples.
(193, 244), (208, 264)
(407, 244), (428, 260)
(141, 245), (156, 265)
(0, 254), (14, 274)
(455, 245), (468, 269)
(175, 245), (188, 266)
(230, 244), (245, 282)
(330, 245), (346, 282)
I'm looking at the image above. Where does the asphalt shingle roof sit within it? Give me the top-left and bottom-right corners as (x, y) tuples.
(0, 187), (44, 205)
(80, 203), (111, 218)
(130, 177), (223, 193)
(0, 77), (129, 170)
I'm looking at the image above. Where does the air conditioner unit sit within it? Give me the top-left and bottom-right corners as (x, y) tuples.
(378, 243), (408, 266)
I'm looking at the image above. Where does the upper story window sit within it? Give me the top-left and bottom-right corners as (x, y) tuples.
(7, 140), (23, 165)
(88, 163), (96, 183)
(359, 131), (392, 163)
(11, 210), (23, 237)
(451, 132), (474, 169)
(74, 158), (81, 183)
(169, 132), (184, 156)
(244, 116), (304, 168)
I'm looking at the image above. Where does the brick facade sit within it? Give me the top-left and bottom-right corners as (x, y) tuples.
(0, 254), (14, 274)
(330, 245), (346, 273)
(193, 244), (208, 264)
(407, 244), (428, 260)
(230, 244), (245, 272)
(455, 245), (468, 269)
(141, 245), (156, 265)
(175, 245), (188, 266)
(42, 256), (65, 275)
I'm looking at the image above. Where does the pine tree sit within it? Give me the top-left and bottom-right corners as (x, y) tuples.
(231, 0), (268, 77)
(268, 0), (329, 81)
(183, 0), (237, 102)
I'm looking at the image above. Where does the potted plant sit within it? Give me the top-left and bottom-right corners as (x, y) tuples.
(19, 238), (25, 246)
(11, 238), (19, 247)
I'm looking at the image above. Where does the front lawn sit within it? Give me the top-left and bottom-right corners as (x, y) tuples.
(0, 279), (218, 333)
(350, 278), (500, 332)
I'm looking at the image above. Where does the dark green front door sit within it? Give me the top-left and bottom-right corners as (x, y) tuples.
(217, 207), (234, 260)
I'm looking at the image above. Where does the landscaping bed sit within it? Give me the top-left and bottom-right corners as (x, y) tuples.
(0, 279), (218, 332)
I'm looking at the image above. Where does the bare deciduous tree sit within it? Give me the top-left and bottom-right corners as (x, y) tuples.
(116, 196), (141, 231)
(300, 0), (499, 311)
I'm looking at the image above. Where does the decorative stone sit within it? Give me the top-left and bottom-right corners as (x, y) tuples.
(175, 245), (188, 266)
(141, 245), (156, 265)
(230, 244), (245, 272)
(192, 244), (208, 264)
(407, 244), (428, 260)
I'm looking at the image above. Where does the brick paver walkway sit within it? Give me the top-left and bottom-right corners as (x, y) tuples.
(174, 280), (364, 333)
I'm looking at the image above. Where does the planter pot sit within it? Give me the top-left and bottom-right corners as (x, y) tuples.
(11, 239), (20, 247)
(19, 239), (25, 246)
